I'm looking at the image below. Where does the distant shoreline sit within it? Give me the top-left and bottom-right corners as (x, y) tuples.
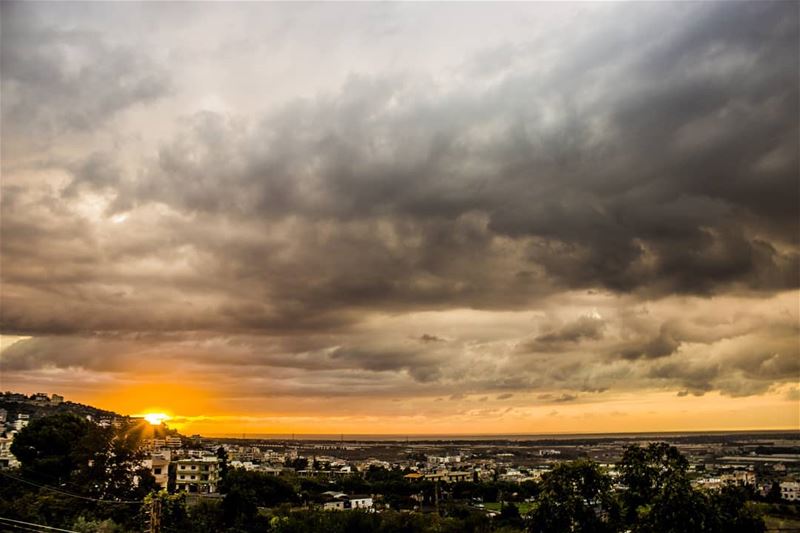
(204, 428), (800, 442)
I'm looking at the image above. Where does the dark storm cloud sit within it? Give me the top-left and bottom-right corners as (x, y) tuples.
(1, 1), (798, 404)
(55, 1), (795, 304)
(328, 346), (442, 383)
(617, 325), (681, 360)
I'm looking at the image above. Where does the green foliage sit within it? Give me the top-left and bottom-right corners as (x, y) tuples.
(267, 509), (463, 533)
(285, 457), (308, 470)
(218, 469), (298, 531)
(619, 443), (765, 533)
(142, 490), (191, 531)
(636, 474), (711, 533)
(10, 413), (92, 484)
(527, 460), (619, 533)
(1, 432), (770, 533)
(708, 485), (766, 533)
(496, 502), (524, 530)
(619, 442), (688, 524)
(72, 516), (126, 533)
(217, 446), (230, 479)
(2, 414), (155, 530)
(188, 499), (226, 533)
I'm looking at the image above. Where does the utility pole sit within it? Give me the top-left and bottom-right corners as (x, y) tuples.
(148, 495), (162, 533)
(434, 479), (440, 516)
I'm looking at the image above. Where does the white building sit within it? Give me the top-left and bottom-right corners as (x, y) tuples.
(13, 414), (29, 431)
(176, 456), (220, 493)
(780, 481), (800, 501)
(0, 435), (19, 469)
(322, 493), (373, 511)
(323, 500), (346, 511)
(349, 495), (373, 509)
(145, 451), (172, 489)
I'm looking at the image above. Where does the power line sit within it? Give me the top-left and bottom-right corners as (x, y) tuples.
(4, 464), (107, 495)
(0, 516), (78, 533)
(0, 471), (143, 505)
(0, 522), (49, 533)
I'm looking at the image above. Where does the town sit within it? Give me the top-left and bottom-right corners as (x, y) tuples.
(1, 391), (798, 532)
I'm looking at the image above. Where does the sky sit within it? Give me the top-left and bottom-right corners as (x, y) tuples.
(1, 1), (798, 436)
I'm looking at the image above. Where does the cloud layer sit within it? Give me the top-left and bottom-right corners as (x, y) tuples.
(1, 1), (798, 430)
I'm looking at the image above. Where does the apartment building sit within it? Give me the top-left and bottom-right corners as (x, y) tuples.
(175, 456), (220, 493)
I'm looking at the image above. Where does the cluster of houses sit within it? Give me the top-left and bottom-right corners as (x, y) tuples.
(1, 392), (799, 510)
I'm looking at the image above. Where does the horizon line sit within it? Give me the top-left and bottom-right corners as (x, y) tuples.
(200, 427), (800, 440)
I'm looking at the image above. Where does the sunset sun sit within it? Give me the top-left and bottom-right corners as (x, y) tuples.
(143, 413), (169, 426)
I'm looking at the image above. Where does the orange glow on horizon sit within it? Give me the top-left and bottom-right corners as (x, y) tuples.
(89, 382), (212, 423)
(76, 387), (800, 437)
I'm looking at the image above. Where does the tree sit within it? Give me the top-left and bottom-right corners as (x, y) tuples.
(619, 443), (765, 533)
(637, 473), (711, 533)
(708, 484), (766, 533)
(217, 446), (230, 480)
(219, 469), (297, 530)
(71, 516), (125, 532)
(496, 501), (524, 530)
(765, 481), (782, 503)
(7, 414), (155, 530)
(618, 442), (689, 525)
(73, 421), (157, 501)
(527, 460), (619, 533)
(187, 499), (225, 533)
(10, 413), (92, 484)
(141, 491), (190, 532)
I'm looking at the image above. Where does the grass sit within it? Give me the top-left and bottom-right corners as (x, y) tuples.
(764, 515), (800, 532)
(481, 502), (535, 514)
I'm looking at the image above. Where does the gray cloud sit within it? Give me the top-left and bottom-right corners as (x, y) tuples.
(534, 314), (606, 346)
(418, 334), (446, 343)
(0, 1), (798, 409)
(1, 2), (170, 143)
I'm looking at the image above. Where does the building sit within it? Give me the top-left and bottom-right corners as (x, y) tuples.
(31, 393), (50, 405)
(146, 438), (166, 450)
(13, 414), (29, 431)
(175, 456), (220, 493)
(50, 394), (64, 406)
(349, 495), (373, 509)
(166, 436), (182, 448)
(147, 452), (172, 489)
(0, 435), (18, 469)
(780, 481), (800, 501)
(424, 471), (472, 483)
(321, 492), (373, 511)
(323, 500), (346, 511)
